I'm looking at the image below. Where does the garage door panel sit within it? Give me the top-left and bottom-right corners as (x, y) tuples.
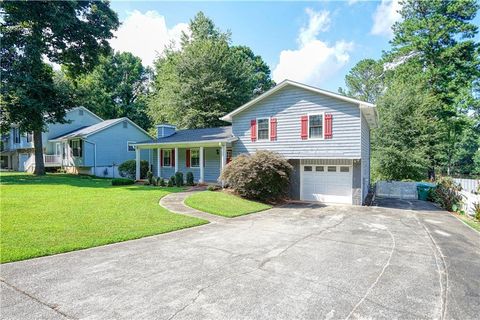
(301, 165), (352, 204)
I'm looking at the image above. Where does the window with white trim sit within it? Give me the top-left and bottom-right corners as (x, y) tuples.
(26, 132), (33, 143)
(127, 141), (136, 152)
(190, 149), (200, 167)
(163, 149), (172, 167)
(69, 139), (83, 157)
(309, 114), (323, 139)
(13, 128), (20, 144)
(257, 118), (269, 141)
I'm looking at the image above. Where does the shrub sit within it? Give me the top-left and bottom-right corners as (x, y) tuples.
(431, 177), (463, 212)
(118, 160), (149, 179)
(147, 171), (154, 185)
(473, 202), (480, 221)
(175, 171), (184, 187)
(111, 178), (134, 186)
(207, 185), (221, 191)
(186, 172), (195, 186)
(169, 176), (176, 187)
(159, 177), (166, 187)
(220, 150), (292, 201)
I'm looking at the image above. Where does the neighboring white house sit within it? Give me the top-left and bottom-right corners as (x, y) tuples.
(133, 80), (377, 205)
(1, 107), (151, 177)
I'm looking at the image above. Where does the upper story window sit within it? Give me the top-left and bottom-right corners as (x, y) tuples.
(13, 128), (20, 144)
(127, 141), (135, 152)
(190, 149), (200, 167)
(309, 114), (323, 139)
(26, 132), (33, 143)
(69, 139), (83, 157)
(257, 118), (269, 141)
(163, 149), (172, 167)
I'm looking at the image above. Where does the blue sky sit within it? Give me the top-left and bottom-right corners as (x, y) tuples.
(109, 1), (480, 92)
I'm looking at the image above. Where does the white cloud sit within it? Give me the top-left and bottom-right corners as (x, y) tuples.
(272, 9), (354, 87)
(371, 0), (402, 38)
(109, 10), (189, 66)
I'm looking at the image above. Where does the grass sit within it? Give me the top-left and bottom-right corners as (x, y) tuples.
(184, 190), (272, 217)
(0, 172), (208, 263)
(452, 212), (480, 232)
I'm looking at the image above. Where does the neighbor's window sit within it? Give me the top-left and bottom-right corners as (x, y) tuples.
(190, 149), (200, 167)
(127, 142), (135, 152)
(257, 118), (269, 140)
(69, 140), (83, 157)
(26, 132), (33, 143)
(163, 149), (172, 167)
(13, 128), (20, 144)
(309, 114), (323, 139)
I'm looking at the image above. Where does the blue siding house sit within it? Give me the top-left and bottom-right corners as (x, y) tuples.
(1, 107), (151, 177)
(134, 80), (377, 205)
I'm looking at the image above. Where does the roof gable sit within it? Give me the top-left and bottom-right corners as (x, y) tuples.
(220, 79), (378, 128)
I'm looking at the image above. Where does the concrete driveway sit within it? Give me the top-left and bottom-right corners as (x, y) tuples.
(1, 199), (479, 320)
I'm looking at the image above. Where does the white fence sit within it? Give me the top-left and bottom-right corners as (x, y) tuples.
(452, 178), (479, 193)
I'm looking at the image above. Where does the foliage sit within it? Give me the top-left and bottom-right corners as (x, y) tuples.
(62, 51), (152, 130)
(474, 202), (480, 221)
(338, 59), (384, 103)
(220, 151), (292, 201)
(186, 172), (195, 186)
(184, 191), (272, 217)
(0, 172), (206, 263)
(0, 1), (119, 175)
(148, 12), (274, 129)
(207, 185), (221, 191)
(118, 160), (149, 179)
(175, 172), (184, 187)
(159, 177), (166, 187)
(431, 177), (463, 212)
(147, 171), (154, 185)
(111, 178), (134, 186)
(169, 176), (176, 187)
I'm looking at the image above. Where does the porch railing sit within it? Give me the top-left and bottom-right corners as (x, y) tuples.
(44, 154), (62, 165)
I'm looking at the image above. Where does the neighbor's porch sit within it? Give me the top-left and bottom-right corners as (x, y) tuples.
(135, 142), (232, 183)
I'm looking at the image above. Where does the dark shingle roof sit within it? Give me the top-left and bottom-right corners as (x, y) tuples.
(136, 126), (235, 145)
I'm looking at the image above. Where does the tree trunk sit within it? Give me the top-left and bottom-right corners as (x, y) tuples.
(33, 129), (45, 175)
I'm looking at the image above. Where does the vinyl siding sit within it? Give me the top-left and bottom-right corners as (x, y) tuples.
(152, 147), (221, 183)
(44, 108), (102, 154)
(86, 120), (150, 167)
(231, 85), (361, 159)
(361, 113), (371, 204)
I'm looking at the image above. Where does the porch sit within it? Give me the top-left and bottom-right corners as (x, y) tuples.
(135, 143), (232, 183)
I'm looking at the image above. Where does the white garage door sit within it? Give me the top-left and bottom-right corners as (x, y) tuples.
(301, 165), (352, 204)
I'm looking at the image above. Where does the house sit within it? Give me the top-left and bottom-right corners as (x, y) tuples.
(133, 80), (377, 205)
(1, 107), (152, 177)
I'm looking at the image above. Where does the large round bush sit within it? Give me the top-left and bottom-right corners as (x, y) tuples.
(220, 150), (292, 201)
(118, 160), (149, 179)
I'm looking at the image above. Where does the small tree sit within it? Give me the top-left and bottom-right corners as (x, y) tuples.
(220, 151), (292, 201)
(118, 160), (149, 179)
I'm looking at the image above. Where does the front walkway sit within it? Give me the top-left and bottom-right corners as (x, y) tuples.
(160, 190), (227, 223)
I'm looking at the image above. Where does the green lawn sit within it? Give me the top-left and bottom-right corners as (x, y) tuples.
(0, 173), (207, 263)
(184, 190), (272, 217)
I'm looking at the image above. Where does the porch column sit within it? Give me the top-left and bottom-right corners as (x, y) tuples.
(157, 148), (161, 177)
(199, 146), (204, 184)
(135, 147), (141, 180)
(220, 143), (227, 187)
(174, 147), (179, 173)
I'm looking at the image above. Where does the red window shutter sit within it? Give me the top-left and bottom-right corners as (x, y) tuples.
(301, 116), (308, 140)
(250, 119), (257, 142)
(160, 149), (163, 167)
(186, 149), (190, 167)
(325, 114), (333, 139)
(171, 149), (175, 167)
(270, 118), (277, 141)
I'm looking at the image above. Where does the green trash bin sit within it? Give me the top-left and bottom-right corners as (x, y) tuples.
(417, 183), (436, 201)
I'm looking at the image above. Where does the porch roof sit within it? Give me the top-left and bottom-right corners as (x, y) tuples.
(134, 126), (236, 147)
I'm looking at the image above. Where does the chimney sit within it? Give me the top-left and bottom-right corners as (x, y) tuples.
(156, 124), (176, 139)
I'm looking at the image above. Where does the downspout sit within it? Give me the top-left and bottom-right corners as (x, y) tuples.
(84, 140), (97, 176)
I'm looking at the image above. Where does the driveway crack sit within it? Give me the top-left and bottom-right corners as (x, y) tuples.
(0, 278), (76, 319)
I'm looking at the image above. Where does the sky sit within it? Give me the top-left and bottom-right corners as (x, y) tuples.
(108, 0), (480, 92)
